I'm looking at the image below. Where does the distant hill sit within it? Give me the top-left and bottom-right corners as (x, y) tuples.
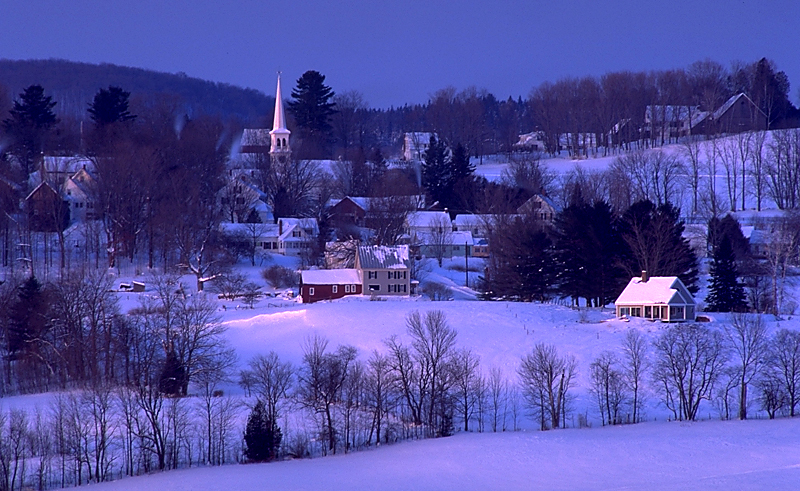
(0, 59), (273, 124)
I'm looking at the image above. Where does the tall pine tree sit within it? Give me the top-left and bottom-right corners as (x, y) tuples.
(287, 70), (336, 157)
(2, 85), (58, 177)
(705, 236), (747, 312)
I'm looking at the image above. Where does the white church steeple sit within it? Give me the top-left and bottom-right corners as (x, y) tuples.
(269, 73), (291, 160)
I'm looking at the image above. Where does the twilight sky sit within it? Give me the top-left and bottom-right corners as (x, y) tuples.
(1, 0), (798, 108)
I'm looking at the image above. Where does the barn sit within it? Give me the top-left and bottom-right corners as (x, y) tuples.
(300, 269), (363, 304)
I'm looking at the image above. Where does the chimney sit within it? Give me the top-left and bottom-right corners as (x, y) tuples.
(279, 219), (283, 235)
(641, 270), (648, 282)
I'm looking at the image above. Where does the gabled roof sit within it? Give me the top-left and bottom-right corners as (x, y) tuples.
(301, 269), (361, 285)
(357, 245), (410, 270)
(407, 211), (451, 229)
(712, 93), (766, 120)
(329, 196), (371, 212)
(279, 217), (319, 235)
(615, 276), (694, 306)
(25, 181), (59, 201)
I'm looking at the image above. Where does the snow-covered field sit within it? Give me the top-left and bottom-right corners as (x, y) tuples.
(74, 418), (800, 491)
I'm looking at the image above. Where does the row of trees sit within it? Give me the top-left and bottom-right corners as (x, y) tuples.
(485, 198), (698, 307)
(3, 57), (796, 168)
(3, 309), (799, 491)
(0, 271), (233, 396)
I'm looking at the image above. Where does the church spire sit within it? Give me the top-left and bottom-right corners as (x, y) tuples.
(272, 73), (287, 131)
(270, 72), (291, 159)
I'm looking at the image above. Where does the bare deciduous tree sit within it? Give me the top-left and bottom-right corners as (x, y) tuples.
(723, 314), (769, 420)
(590, 351), (627, 426)
(518, 343), (577, 430)
(766, 329), (800, 416)
(621, 329), (648, 423)
(652, 324), (727, 421)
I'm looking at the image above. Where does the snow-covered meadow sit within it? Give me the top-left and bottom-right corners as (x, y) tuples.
(60, 411), (800, 491)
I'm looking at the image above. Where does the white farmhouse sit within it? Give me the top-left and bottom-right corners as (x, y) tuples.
(615, 272), (696, 322)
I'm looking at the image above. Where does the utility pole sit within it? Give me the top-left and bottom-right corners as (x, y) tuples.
(465, 240), (469, 288)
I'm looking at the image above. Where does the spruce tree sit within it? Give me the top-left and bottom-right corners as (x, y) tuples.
(422, 135), (450, 206)
(287, 70), (336, 156)
(244, 400), (282, 462)
(2, 85), (58, 177)
(88, 86), (136, 126)
(706, 236), (747, 312)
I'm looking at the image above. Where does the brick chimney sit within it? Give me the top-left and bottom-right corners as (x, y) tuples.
(641, 270), (648, 282)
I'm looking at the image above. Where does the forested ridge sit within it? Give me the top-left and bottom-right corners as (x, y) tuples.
(0, 59), (274, 123)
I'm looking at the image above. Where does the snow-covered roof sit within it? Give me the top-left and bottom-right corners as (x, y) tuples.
(220, 222), (280, 237)
(329, 196), (372, 212)
(615, 276), (694, 306)
(407, 211), (451, 229)
(301, 269), (361, 285)
(454, 214), (490, 229)
(279, 218), (319, 235)
(358, 245), (410, 270)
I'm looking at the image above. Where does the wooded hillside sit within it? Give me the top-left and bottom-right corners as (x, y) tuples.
(0, 59), (273, 123)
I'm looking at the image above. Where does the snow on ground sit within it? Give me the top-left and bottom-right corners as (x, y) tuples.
(77, 418), (800, 491)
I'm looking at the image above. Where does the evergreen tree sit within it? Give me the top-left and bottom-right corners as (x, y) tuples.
(244, 399), (282, 462)
(2, 85), (58, 177)
(484, 215), (554, 301)
(554, 201), (626, 306)
(618, 200), (699, 293)
(448, 142), (476, 210)
(422, 135), (450, 206)
(159, 347), (187, 396)
(7, 276), (50, 362)
(707, 214), (749, 260)
(88, 85), (136, 126)
(706, 236), (747, 312)
(287, 70), (336, 157)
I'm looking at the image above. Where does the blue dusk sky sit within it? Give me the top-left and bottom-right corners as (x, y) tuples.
(0, 0), (798, 108)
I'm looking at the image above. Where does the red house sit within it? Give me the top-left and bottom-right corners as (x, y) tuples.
(300, 269), (363, 303)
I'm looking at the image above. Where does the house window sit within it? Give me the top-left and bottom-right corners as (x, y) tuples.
(332, 285), (338, 293)
(644, 306), (651, 318)
(292, 230), (301, 237)
(631, 307), (641, 317)
(368, 271), (377, 279)
(369, 285), (380, 292)
(309, 287), (315, 296)
(670, 306), (685, 319)
(619, 307), (630, 317)
(345, 284), (351, 293)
